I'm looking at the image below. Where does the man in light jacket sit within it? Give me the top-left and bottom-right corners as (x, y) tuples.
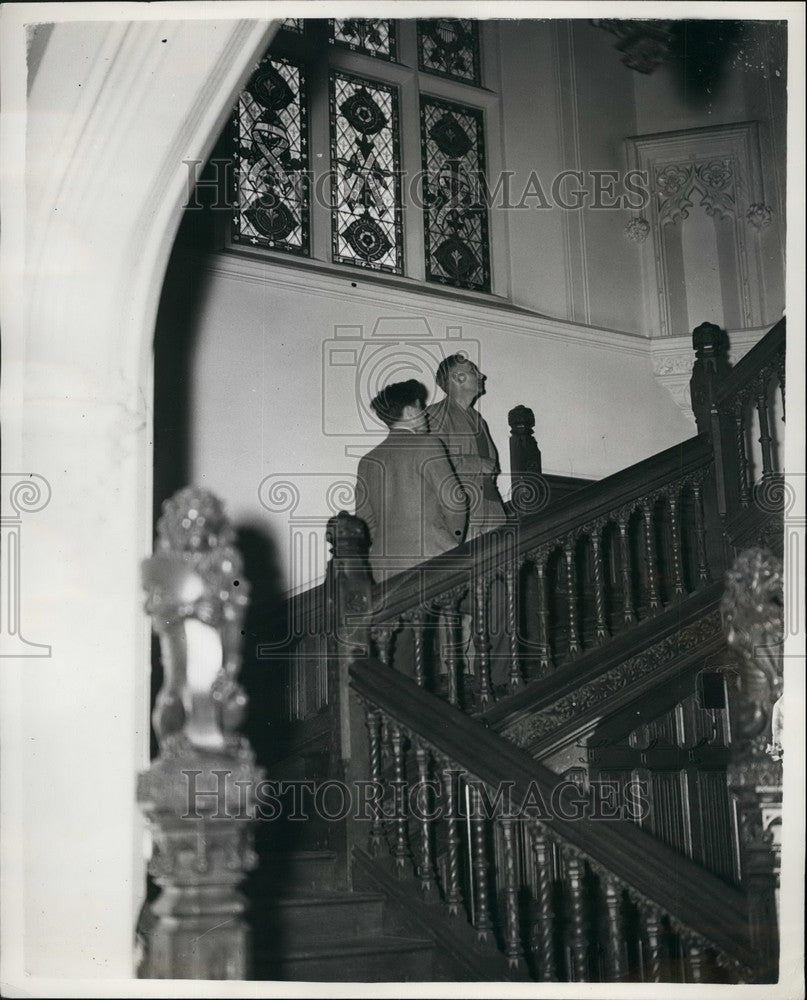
(356, 379), (467, 583)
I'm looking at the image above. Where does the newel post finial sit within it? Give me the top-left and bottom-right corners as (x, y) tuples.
(508, 404), (547, 519)
(690, 321), (730, 433)
(136, 486), (261, 980)
(326, 510), (373, 653)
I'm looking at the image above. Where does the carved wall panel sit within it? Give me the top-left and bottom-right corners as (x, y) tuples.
(625, 123), (770, 338)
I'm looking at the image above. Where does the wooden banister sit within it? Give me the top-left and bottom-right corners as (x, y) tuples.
(714, 318), (785, 409)
(350, 656), (755, 979)
(373, 433), (713, 622)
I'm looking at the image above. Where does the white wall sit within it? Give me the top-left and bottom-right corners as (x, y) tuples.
(497, 20), (645, 333)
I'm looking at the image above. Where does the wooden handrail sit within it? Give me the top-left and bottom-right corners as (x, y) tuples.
(714, 317), (785, 407)
(350, 656), (753, 971)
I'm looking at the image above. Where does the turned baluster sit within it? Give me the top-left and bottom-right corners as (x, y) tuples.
(473, 575), (492, 706)
(437, 596), (462, 707)
(604, 877), (626, 981)
(469, 784), (493, 941)
(565, 852), (589, 981)
(667, 493), (686, 599)
(439, 760), (462, 915)
(414, 742), (435, 895)
(389, 724), (409, 874)
(733, 397), (752, 505)
(691, 481), (711, 586)
(641, 904), (663, 982)
(533, 551), (551, 674)
(563, 539), (581, 657)
(531, 826), (557, 981)
(410, 609), (426, 689)
(617, 515), (636, 625)
(684, 937), (705, 983)
(372, 624), (394, 668)
(498, 816), (522, 968)
(755, 373), (775, 481)
(365, 708), (384, 855)
(503, 561), (522, 691)
(590, 529), (609, 643)
(640, 499), (661, 613)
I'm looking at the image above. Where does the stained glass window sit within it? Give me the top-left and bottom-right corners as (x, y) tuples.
(280, 18), (304, 34)
(329, 71), (403, 275)
(417, 20), (481, 86)
(232, 54), (310, 255)
(329, 19), (397, 60)
(421, 96), (490, 292)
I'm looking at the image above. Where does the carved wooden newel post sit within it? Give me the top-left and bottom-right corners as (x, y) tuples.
(508, 405), (547, 518)
(326, 512), (377, 862)
(721, 547), (783, 984)
(326, 511), (373, 760)
(689, 321), (734, 571)
(137, 487), (262, 979)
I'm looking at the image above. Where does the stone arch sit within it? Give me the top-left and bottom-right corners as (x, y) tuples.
(4, 14), (275, 981)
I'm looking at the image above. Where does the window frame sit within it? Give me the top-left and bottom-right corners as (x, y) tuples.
(219, 18), (510, 303)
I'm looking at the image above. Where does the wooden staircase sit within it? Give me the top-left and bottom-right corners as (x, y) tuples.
(139, 319), (785, 982)
(248, 850), (434, 981)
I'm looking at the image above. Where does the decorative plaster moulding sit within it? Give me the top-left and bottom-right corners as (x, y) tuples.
(625, 122), (769, 339)
(189, 249), (651, 358)
(650, 324), (773, 415)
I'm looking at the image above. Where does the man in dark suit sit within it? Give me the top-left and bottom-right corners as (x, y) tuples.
(425, 354), (507, 540)
(356, 379), (467, 583)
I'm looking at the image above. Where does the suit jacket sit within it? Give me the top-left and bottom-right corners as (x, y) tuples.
(355, 429), (468, 582)
(425, 397), (506, 525)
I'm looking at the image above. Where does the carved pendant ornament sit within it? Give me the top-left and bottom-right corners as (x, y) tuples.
(655, 158), (736, 227)
(144, 486), (251, 753)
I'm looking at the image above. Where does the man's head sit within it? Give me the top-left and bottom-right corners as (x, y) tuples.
(370, 379), (428, 430)
(435, 353), (486, 401)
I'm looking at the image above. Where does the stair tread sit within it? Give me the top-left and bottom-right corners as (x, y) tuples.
(261, 850), (338, 861)
(272, 934), (433, 961)
(257, 891), (385, 907)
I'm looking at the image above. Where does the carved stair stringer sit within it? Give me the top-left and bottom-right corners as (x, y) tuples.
(486, 582), (726, 761)
(350, 657), (757, 983)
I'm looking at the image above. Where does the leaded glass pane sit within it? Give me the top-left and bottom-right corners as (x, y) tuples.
(329, 71), (403, 275)
(280, 18), (304, 34)
(421, 96), (490, 292)
(417, 19), (481, 85)
(329, 19), (397, 60)
(232, 54), (310, 255)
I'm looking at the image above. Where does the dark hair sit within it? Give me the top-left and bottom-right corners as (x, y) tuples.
(370, 379), (428, 427)
(435, 352), (471, 392)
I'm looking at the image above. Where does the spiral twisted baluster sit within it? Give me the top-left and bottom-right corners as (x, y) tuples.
(617, 515), (636, 625)
(439, 759), (462, 915)
(365, 708), (383, 855)
(530, 824), (556, 981)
